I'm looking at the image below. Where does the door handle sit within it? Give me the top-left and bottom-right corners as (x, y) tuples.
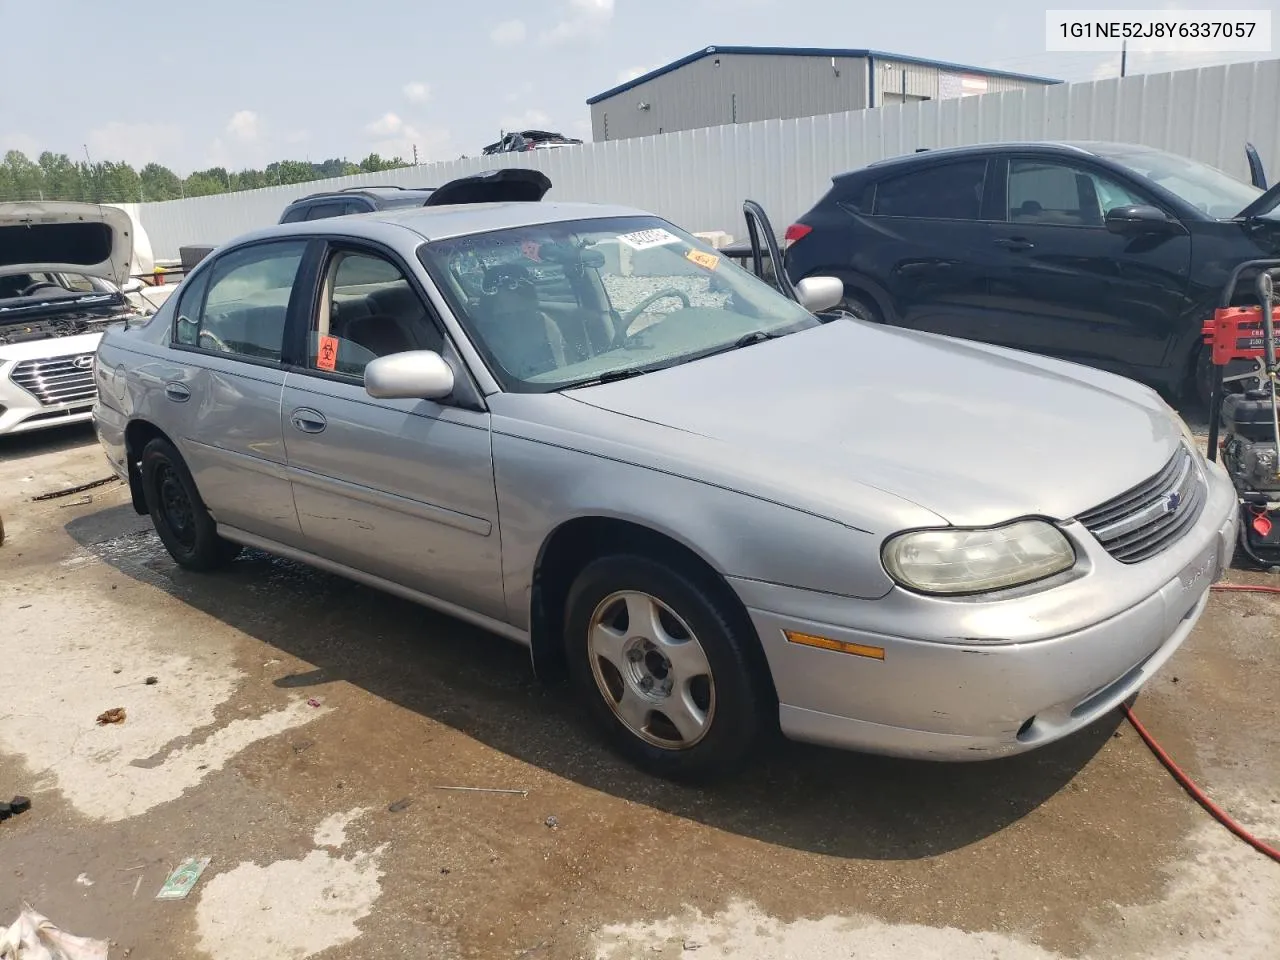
(164, 382), (190, 402)
(993, 237), (1035, 252)
(289, 408), (327, 434)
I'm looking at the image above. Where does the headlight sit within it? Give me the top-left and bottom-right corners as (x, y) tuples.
(882, 519), (1076, 595)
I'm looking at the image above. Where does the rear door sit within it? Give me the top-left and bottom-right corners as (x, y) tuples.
(279, 241), (506, 620)
(858, 157), (1001, 338)
(166, 238), (314, 546)
(982, 154), (1193, 373)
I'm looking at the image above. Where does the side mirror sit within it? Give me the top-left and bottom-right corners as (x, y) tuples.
(364, 350), (455, 400)
(1105, 204), (1176, 235)
(795, 276), (844, 314)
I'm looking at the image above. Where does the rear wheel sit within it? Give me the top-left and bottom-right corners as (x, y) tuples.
(837, 290), (882, 324)
(140, 438), (241, 571)
(564, 554), (769, 782)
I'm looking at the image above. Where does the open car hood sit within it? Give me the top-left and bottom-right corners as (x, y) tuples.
(424, 168), (552, 206)
(1237, 180), (1280, 220)
(0, 201), (135, 287)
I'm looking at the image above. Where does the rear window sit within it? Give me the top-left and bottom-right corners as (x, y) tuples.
(872, 160), (988, 220)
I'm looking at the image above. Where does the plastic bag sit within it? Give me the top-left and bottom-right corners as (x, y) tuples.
(0, 906), (108, 960)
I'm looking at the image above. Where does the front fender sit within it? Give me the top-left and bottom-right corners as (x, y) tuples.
(493, 432), (903, 631)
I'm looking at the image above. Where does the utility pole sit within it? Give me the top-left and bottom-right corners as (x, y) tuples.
(412, 144), (419, 165)
(1120, 40), (1127, 78)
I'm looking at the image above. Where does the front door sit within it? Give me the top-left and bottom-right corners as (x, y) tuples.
(279, 244), (506, 621)
(167, 238), (311, 547)
(982, 155), (1193, 376)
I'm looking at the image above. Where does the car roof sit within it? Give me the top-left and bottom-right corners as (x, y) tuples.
(239, 200), (655, 247)
(845, 140), (1159, 178)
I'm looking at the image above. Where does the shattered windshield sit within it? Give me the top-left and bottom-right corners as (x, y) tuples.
(418, 216), (819, 392)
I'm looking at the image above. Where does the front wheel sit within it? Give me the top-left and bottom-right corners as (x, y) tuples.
(140, 437), (241, 571)
(564, 554), (770, 782)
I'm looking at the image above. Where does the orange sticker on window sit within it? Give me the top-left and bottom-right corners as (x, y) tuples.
(686, 249), (720, 271)
(316, 335), (339, 371)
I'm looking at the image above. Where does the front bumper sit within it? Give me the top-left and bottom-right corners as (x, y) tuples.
(0, 348), (99, 437)
(731, 457), (1240, 761)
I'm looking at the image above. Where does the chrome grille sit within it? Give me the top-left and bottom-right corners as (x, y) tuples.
(9, 354), (97, 407)
(1076, 446), (1206, 563)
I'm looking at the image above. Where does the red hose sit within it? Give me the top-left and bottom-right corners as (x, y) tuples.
(1211, 583), (1280, 595)
(1122, 705), (1280, 863)
(1121, 580), (1280, 864)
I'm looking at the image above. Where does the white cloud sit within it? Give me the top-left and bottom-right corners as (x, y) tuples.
(0, 132), (42, 157)
(86, 122), (186, 169)
(618, 63), (661, 83)
(366, 112), (405, 137)
(226, 110), (260, 142)
(490, 19), (526, 46)
(504, 81), (535, 104)
(364, 112), (455, 163)
(539, 0), (614, 45)
(499, 109), (551, 132)
(402, 81), (430, 104)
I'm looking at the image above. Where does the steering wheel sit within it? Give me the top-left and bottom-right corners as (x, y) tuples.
(198, 329), (230, 353)
(617, 288), (692, 343)
(20, 281), (62, 296)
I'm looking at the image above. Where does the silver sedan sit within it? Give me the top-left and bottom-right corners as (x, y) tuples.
(91, 200), (1239, 781)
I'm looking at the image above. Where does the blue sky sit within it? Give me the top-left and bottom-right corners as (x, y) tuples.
(0, 0), (1275, 174)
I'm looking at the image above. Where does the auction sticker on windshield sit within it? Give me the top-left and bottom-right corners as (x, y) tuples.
(686, 249), (720, 271)
(617, 228), (682, 251)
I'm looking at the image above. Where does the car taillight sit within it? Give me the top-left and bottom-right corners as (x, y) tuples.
(784, 223), (812, 246)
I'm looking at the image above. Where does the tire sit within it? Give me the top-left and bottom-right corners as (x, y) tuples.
(564, 553), (770, 783)
(837, 291), (882, 324)
(140, 437), (241, 571)
(1191, 342), (1215, 411)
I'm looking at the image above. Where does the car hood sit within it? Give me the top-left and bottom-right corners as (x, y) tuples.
(0, 329), (104, 362)
(424, 168), (551, 206)
(566, 320), (1183, 528)
(0, 201), (135, 287)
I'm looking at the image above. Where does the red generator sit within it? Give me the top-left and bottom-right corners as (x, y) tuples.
(1204, 259), (1280, 568)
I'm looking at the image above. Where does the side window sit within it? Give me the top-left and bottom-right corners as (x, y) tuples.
(176, 241), (306, 362)
(305, 201), (347, 221)
(280, 205), (309, 224)
(872, 160), (987, 220)
(1008, 160), (1150, 226)
(309, 250), (442, 379)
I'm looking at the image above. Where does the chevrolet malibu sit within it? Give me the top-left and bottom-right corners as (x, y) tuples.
(92, 200), (1240, 781)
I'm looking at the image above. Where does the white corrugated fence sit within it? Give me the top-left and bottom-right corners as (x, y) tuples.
(124, 57), (1280, 260)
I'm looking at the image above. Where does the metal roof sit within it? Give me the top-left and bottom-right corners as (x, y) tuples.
(586, 45), (1061, 105)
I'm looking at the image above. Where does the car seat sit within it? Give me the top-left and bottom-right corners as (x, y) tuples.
(474, 263), (568, 378)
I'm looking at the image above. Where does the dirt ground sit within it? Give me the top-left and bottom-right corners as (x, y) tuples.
(1, 423), (1277, 960)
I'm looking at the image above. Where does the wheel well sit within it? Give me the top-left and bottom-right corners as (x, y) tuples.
(123, 420), (171, 515)
(529, 517), (774, 699)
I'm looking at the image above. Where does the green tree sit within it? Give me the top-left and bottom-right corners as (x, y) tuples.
(140, 162), (184, 201)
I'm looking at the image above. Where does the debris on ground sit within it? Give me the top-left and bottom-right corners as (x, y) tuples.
(0, 804), (10, 822)
(5, 797), (30, 819)
(73, 876), (93, 888)
(155, 858), (211, 901)
(306, 698), (321, 708)
(0, 905), (109, 960)
(387, 798), (412, 813)
(31, 477), (118, 503)
(434, 785), (529, 797)
(56, 497), (93, 509)
(544, 815), (559, 829)
(94, 708), (125, 726)
(144, 677), (158, 686)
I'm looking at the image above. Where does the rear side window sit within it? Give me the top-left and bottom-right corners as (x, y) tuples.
(304, 202), (349, 221)
(872, 160), (987, 220)
(174, 240), (307, 363)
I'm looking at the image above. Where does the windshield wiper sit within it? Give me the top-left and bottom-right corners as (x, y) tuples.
(560, 367), (648, 389)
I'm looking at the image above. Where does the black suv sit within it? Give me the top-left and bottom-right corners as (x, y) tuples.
(278, 169), (553, 224)
(782, 141), (1280, 405)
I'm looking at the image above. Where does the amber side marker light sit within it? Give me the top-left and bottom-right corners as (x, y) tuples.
(784, 631), (885, 660)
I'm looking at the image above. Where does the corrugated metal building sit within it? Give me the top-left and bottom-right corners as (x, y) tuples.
(587, 45), (1060, 142)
